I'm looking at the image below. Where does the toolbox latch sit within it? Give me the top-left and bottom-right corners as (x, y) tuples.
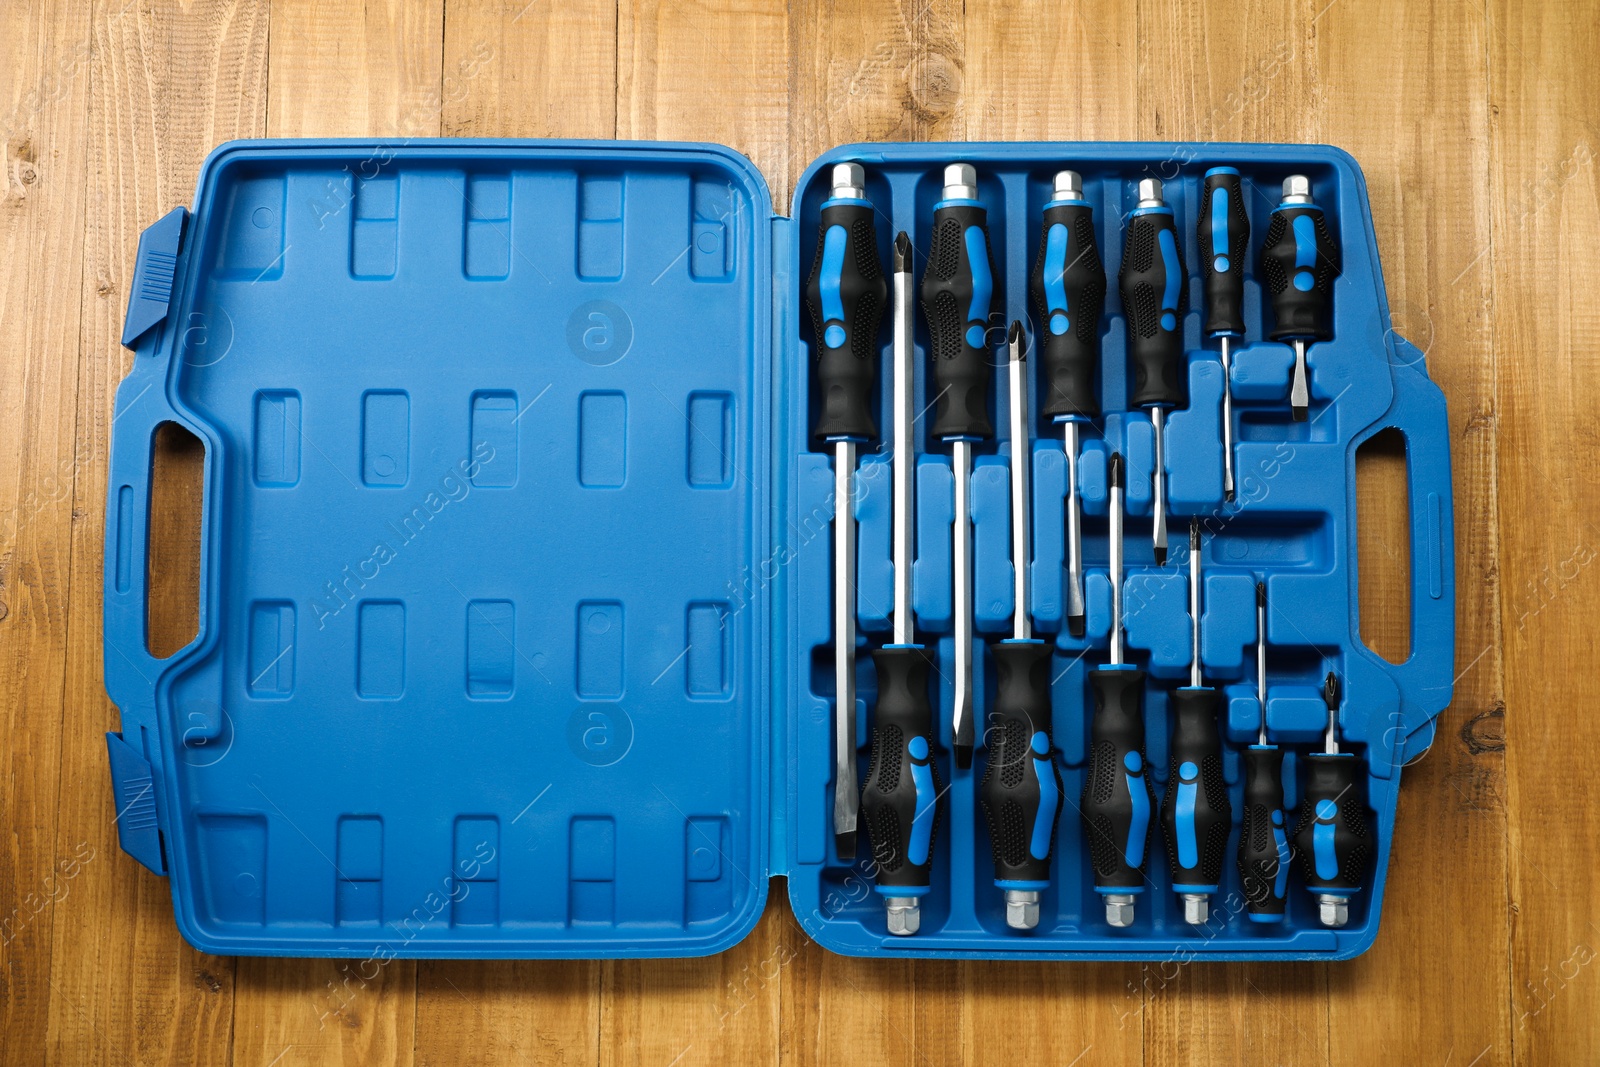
(105, 731), (167, 875)
(121, 206), (187, 349)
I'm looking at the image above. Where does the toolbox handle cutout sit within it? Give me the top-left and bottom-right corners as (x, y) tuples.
(1355, 427), (1409, 665)
(145, 421), (205, 658)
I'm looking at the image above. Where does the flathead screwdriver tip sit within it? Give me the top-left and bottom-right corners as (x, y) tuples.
(893, 231), (912, 273)
(835, 831), (857, 863)
(1067, 614), (1086, 639)
(955, 744), (973, 771)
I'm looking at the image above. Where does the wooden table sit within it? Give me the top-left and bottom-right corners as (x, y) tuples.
(0, 1), (1585, 1063)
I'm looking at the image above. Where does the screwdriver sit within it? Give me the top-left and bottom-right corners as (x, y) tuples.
(804, 162), (887, 861)
(1260, 174), (1341, 421)
(1237, 582), (1290, 921)
(1028, 170), (1106, 638)
(1196, 168), (1248, 500)
(979, 322), (1064, 931)
(920, 163), (995, 770)
(1080, 452), (1154, 927)
(1292, 672), (1371, 928)
(1117, 178), (1185, 565)
(1159, 520), (1232, 925)
(861, 233), (943, 936)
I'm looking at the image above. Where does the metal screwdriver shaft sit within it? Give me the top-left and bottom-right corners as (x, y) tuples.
(1261, 175), (1341, 421)
(1197, 168), (1248, 500)
(804, 162), (886, 862)
(1118, 179), (1186, 565)
(921, 163), (995, 770)
(861, 232), (943, 935)
(1029, 170), (1106, 638)
(980, 322), (1063, 930)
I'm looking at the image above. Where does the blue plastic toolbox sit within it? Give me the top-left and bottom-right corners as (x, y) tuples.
(104, 139), (1454, 960)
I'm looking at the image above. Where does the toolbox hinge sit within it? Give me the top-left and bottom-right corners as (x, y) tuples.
(121, 206), (188, 349)
(768, 213), (795, 880)
(105, 731), (167, 875)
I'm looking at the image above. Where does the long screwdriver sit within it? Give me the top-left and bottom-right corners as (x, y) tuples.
(1292, 672), (1370, 928)
(1159, 520), (1232, 924)
(1196, 168), (1248, 500)
(861, 233), (943, 936)
(805, 162), (887, 861)
(1238, 582), (1290, 921)
(979, 322), (1064, 931)
(1117, 178), (1185, 565)
(921, 163), (995, 770)
(1028, 170), (1106, 637)
(1260, 175), (1341, 421)
(1080, 452), (1154, 927)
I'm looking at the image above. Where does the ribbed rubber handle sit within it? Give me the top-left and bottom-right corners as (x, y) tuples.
(1028, 201), (1105, 418)
(1238, 744), (1289, 918)
(979, 640), (1062, 885)
(1118, 208), (1186, 409)
(805, 201), (886, 441)
(921, 203), (995, 439)
(1081, 666), (1153, 891)
(1159, 687), (1232, 891)
(1260, 203), (1340, 342)
(862, 645), (942, 890)
(1197, 169), (1248, 337)
(1291, 753), (1370, 893)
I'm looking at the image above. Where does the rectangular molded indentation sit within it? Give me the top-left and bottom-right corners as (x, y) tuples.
(197, 814), (266, 925)
(577, 175), (623, 280)
(253, 390), (301, 487)
(361, 390), (410, 487)
(686, 391), (734, 488)
(470, 391), (517, 487)
(685, 602), (730, 699)
(247, 600), (296, 698)
(576, 601), (623, 699)
(569, 816), (615, 925)
(466, 599), (515, 698)
(465, 174), (511, 279)
(357, 601), (405, 699)
(685, 816), (732, 926)
(115, 485), (133, 592)
(219, 175), (286, 279)
(578, 391), (626, 488)
(691, 177), (734, 280)
(351, 174), (398, 279)
(336, 815), (382, 925)
(453, 816), (500, 926)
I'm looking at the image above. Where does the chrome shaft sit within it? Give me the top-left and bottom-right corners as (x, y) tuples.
(833, 441), (858, 847)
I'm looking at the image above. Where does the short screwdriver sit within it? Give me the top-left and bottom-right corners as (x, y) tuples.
(1196, 168), (1248, 500)
(1117, 178), (1185, 565)
(1292, 672), (1371, 928)
(861, 233), (943, 936)
(921, 163), (995, 770)
(1237, 582), (1290, 921)
(1260, 174), (1341, 421)
(1080, 452), (1154, 927)
(979, 322), (1064, 931)
(1159, 520), (1232, 925)
(1028, 170), (1106, 637)
(804, 162), (887, 861)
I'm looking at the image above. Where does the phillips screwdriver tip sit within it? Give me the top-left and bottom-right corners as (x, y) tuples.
(1257, 581), (1267, 607)
(1324, 671), (1341, 709)
(893, 230), (912, 272)
(1190, 518), (1200, 551)
(1008, 319), (1024, 352)
(1108, 451), (1124, 488)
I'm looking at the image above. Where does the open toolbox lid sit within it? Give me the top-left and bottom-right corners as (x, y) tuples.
(105, 139), (1455, 960)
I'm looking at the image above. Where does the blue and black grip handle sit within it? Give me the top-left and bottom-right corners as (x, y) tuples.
(805, 196), (886, 441)
(1291, 754), (1369, 895)
(862, 646), (943, 894)
(979, 641), (1062, 887)
(921, 199), (995, 439)
(1260, 186), (1341, 342)
(1197, 168), (1249, 338)
(1028, 194), (1106, 418)
(1118, 196), (1187, 409)
(1238, 744), (1290, 920)
(1159, 687), (1233, 897)
(1081, 666), (1154, 896)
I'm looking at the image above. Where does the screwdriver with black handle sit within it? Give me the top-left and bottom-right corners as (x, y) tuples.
(1028, 170), (1106, 638)
(861, 233), (943, 936)
(979, 322), (1064, 931)
(804, 162), (887, 862)
(1260, 174), (1341, 421)
(1080, 452), (1154, 927)
(1117, 178), (1185, 565)
(1238, 582), (1290, 921)
(921, 163), (995, 770)
(1197, 167), (1248, 500)
(1292, 672), (1370, 928)
(1159, 520), (1232, 925)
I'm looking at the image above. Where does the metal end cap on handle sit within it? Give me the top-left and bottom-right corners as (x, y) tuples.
(1004, 890), (1041, 930)
(943, 163), (979, 201)
(1317, 894), (1350, 928)
(830, 162), (867, 200)
(1137, 178), (1165, 208)
(885, 896), (922, 936)
(1052, 170), (1085, 201)
(1103, 894), (1136, 928)
(1282, 174), (1313, 204)
(893, 230), (912, 272)
(1181, 893), (1210, 926)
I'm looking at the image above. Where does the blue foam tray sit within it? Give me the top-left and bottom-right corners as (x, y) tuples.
(105, 139), (1454, 960)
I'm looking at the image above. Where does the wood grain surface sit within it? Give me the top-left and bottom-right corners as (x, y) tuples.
(0, 0), (1590, 1063)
